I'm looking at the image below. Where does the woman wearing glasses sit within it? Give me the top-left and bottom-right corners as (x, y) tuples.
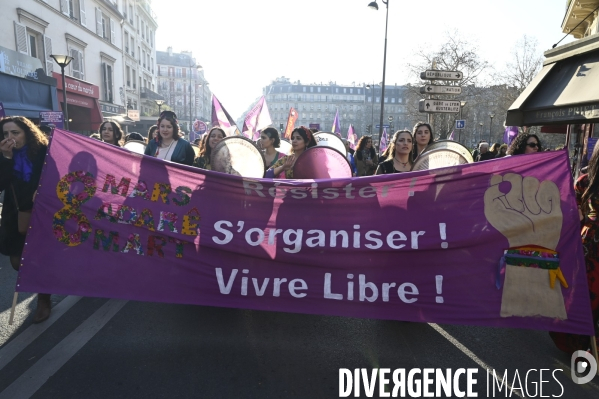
(193, 127), (226, 170)
(507, 133), (542, 156)
(376, 130), (413, 175)
(355, 136), (378, 176)
(145, 111), (195, 166)
(265, 126), (316, 179)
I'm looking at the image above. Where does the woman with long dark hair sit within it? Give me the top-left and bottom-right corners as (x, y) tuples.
(507, 133), (542, 155)
(550, 141), (599, 353)
(144, 111), (195, 165)
(99, 121), (124, 146)
(412, 122), (434, 161)
(376, 130), (413, 175)
(0, 116), (51, 323)
(266, 126), (316, 179)
(193, 127), (226, 170)
(355, 135), (378, 176)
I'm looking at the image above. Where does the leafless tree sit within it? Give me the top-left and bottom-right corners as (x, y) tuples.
(496, 35), (543, 96)
(405, 30), (491, 140)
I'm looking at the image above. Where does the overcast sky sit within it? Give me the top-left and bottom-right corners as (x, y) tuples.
(153, 0), (574, 119)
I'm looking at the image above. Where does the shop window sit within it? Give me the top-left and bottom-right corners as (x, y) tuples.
(102, 62), (114, 102)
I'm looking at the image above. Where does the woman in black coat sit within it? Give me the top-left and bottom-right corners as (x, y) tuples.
(0, 116), (50, 323)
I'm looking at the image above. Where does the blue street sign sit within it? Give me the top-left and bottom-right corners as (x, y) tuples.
(376, 124), (390, 129)
(456, 120), (466, 129)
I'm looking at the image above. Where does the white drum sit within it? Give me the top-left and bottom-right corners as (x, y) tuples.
(313, 132), (347, 156)
(123, 140), (146, 154)
(278, 138), (293, 155)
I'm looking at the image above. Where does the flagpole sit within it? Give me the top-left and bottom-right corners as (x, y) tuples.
(371, 0), (390, 154)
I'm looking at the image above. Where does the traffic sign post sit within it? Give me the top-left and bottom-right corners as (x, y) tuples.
(376, 124), (390, 129)
(420, 70), (463, 80)
(420, 85), (462, 95)
(418, 100), (460, 113)
(456, 120), (466, 129)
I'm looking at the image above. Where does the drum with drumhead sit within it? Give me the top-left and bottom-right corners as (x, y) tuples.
(313, 132), (347, 156)
(211, 136), (265, 178)
(191, 143), (201, 158)
(278, 138), (292, 155)
(412, 140), (473, 171)
(123, 140), (146, 155)
(293, 147), (352, 179)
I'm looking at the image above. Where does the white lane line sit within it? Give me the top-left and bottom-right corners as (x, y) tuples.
(0, 296), (36, 343)
(428, 323), (525, 399)
(0, 299), (128, 399)
(0, 296), (82, 371)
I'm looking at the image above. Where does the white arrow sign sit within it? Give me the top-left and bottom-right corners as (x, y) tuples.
(419, 85), (462, 95)
(420, 70), (463, 81)
(419, 99), (461, 113)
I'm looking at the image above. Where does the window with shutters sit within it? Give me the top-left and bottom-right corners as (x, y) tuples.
(102, 61), (114, 102)
(69, 47), (85, 80)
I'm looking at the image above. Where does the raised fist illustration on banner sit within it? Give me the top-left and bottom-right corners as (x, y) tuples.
(484, 173), (567, 320)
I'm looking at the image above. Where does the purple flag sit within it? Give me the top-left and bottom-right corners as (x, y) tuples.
(242, 96), (272, 141)
(211, 95), (240, 136)
(18, 129), (594, 336)
(0, 102), (5, 117)
(346, 124), (357, 150)
(448, 130), (455, 141)
(331, 110), (341, 137)
(379, 127), (389, 153)
(503, 126), (519, 145)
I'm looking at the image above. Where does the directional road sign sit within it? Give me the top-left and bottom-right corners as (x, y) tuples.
(420, 70), (463, 81)
(456, 120), (466, 129)
(376, 124), (390, 129)
(419, 99), (460, 113)
(420, 85), (462, 95)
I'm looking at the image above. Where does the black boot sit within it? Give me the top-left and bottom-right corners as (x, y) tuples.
(32, 294), (51, 324)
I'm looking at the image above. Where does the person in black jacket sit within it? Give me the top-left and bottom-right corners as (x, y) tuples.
(476, 142), (495, 162)
(144, 111), (195, 166)
(0, 116), (51, 323)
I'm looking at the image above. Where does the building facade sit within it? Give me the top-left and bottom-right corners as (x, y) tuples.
(156, 47), (211, 131)
(0, 0), (161, 133)
(263, 77), (413, 138)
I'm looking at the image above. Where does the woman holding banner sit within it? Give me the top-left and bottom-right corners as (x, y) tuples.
(145, 111), (195, 166)
(376, 130), (413, 175)
(265, 126), (316, 179)
(550, 141), (599, 354)
(0, 116), (51, 323)
(355, 136), (378, 176)
(193, 127), (226, 170)
(260, 127), (285, 169)
(99, 121), (124, 147)
(412, 122), (434, 161)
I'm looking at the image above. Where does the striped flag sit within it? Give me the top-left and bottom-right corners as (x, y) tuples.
(211, 95), (240, 136)
(242, 96), (272, 140)
(331, 109), (341, 137)
(346, 124), (357, 150)
(283, 108), (299, 139)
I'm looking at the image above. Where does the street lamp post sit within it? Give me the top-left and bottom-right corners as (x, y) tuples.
(459, 101), (467, 144)
(368, 0), (389, 152)
(50, 54), (74, 130)
(365, 82), (375, 134)
(155, 99), (165, 115)
(489, 114), (495, 143)
(188, 63), (202, 134)
(478, 122), (484, 144)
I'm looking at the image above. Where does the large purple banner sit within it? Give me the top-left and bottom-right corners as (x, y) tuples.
(18, 130), (593, 335)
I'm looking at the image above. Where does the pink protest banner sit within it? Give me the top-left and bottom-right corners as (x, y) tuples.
(17, 129), (593, 335)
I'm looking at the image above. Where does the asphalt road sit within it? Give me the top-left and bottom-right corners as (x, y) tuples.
(0, 254), (598, 399)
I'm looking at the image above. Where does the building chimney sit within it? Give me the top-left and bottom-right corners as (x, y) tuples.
(167, 46), (173, 56)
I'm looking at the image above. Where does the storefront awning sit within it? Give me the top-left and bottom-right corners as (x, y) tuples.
(506, 48), (599, 126)
(0, 72), (59, 118)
